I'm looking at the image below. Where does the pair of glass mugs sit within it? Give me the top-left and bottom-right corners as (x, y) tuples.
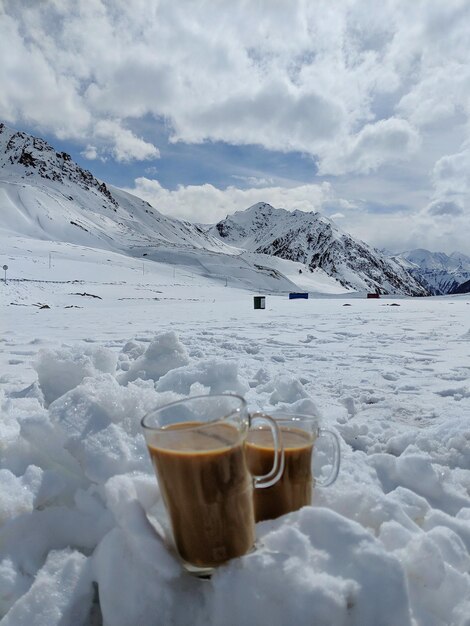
(141, 393), (340, 576)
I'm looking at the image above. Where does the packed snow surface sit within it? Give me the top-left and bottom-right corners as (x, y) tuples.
(1, 239), (470, 625)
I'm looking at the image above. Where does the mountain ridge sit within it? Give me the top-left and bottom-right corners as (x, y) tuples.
(0, 123), (327, 293)
(211, 202), (428, 296)
(395, 249), (470, 295)
(0, 122), (431, 296)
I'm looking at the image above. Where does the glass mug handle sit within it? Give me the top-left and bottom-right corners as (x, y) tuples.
(315, 428), (341, 487)
(249, 412), (285, 488)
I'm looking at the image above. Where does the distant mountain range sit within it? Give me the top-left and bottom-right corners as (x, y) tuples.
(1, 121), (467, 296)
(393, 249), (470, 295)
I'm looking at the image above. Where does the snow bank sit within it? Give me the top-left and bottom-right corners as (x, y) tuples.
(1, 331), (470, 625)
(119, 331), (189, 384)
(1, 549), (93, 626)
(35, 346), (117, 406)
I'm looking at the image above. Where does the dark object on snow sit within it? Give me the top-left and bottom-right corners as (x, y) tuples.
(254, 296), (265, 309)
(367, 293), (380, 299)
(72, 292), (102, 299)
(390, 303), (400, 306)
(289, 292), (309, 300)
(343, 303), (352, 306)
(39, 304), (50, 309)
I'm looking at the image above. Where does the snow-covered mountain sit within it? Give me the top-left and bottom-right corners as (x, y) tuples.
(0, 122), (433, 296)
(0, 123), (313, 293)
(210, 202), (428, 296)
(396, 249), (470, 295)
(0, 122), (233, 252)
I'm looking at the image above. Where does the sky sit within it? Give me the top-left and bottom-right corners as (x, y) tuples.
(1, 0), (469, 253)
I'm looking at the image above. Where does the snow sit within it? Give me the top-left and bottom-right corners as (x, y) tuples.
(2, 233), (470, 626)
(1, 549), (93, 626)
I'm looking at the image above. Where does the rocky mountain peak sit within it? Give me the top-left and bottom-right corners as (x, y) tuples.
(212, 204), (429, 296)
(0, 122), (117, 207)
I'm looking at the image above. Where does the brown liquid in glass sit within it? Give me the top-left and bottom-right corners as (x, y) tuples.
(147, 421), (254, 568)
(246, 426), (314, 522)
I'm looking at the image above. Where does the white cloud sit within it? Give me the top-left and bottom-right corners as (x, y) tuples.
(337, 208), (470, 255)
(0, 4), (160, 161)
(426, 200), (464, 217)
(231, 175), (275, 187)
(0, 12), (90, 137)
(81, 145), (98, 160)
(123, 178), (336, 224)
(171, 79), (346, 154)
(432, 148), (470, 197)
(318, 118), (420, 175)
(93, 120), (159, 162)
(1, 0), (466, 169)
(423, 144), (470, 230)
(397, 64), (470, 127)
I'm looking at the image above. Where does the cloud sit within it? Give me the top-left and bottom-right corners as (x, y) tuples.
(1, 0), (466, 171)
(426, 200), (464, 216)
(231, 175), (275, 187)
(0, 4), (160, 161)
(171, 79), (346, 154)
(0, 11), (91, 137)
(93, 120), (159, 162)
(123, 178), (337, 223)
(424, 145), (469, 226)
(336, 208), (470, 255)
(318, 118), (420, 175)
(81, 145), (98, 160)
(78, 122), (160, 162)
(397, 65), (470, 127)
(432, 148), (470, 197)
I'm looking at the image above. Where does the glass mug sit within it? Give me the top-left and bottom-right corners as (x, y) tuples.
(141, 394), (284, 576)
(246, 412), (340, 522)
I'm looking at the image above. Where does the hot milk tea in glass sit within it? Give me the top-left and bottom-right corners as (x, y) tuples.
(141, 394), (284, 576)
(246, 412), (340, 522)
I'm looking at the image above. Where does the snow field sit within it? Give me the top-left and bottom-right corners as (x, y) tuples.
(1, 243), (470, 625)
